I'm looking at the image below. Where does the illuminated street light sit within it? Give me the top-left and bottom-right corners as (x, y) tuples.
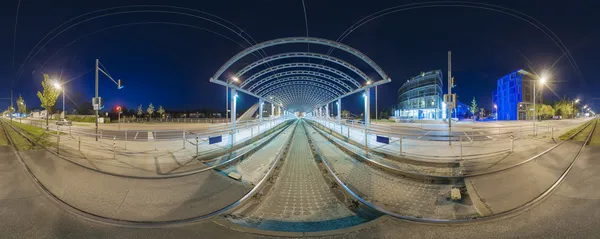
(366, 80), (372, 85)
(52, 79), (65, 119)
(231, 76), (239, 82)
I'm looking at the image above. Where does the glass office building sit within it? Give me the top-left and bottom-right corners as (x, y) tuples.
(492, 70), (540, 120)
(397, 70), (444, 119)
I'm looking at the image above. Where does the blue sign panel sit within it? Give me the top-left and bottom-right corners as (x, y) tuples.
(209, 135), (222, 144)
(376, 135), (390, 144)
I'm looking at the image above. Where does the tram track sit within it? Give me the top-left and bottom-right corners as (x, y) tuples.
(0, 119), (299, 227)
(303, 118), (598, 224)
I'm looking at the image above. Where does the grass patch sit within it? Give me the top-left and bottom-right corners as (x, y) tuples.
(0, 128), (8, 146)
(558, 120), (595, 140)
(8, 121), (57, 147)
(66, 116), (111, 123)
(3, 124), (37, 150)
(590, 120), (600, 146)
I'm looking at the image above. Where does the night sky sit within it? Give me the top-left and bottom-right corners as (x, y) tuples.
(1, 0), (599, 115)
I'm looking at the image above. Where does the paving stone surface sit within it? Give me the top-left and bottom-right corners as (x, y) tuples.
(249, 122), (354, 222)
(305, 122), (477, 219)
(224, 122), (296, 185)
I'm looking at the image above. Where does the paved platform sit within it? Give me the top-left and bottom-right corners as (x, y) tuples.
(232, 122), (359, 232)
(221, 121), (297, 185)
(305, 122), (478, 219)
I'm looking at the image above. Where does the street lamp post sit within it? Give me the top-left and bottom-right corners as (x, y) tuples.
(573, 99), (580, 119)
(494, 104), (497, 121)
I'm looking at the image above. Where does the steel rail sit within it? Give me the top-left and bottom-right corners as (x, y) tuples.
(2, 119), (291, 179)
(0, 119), (298, 227)
(303, 118), (597, 223)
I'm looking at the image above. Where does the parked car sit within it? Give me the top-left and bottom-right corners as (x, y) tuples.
(55, 119), (72, 126)
(552, 116), (562, 120)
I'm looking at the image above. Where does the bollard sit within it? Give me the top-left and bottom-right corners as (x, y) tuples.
(460, 135), (463, 160)
(113, 136), (116, 159)
(78, 136), (81, 151)
(183, 131), (186, 149)
(399, 136), (403, 156)
(57, 125), (60, 155)
(551, 127), (554, 140)
(510, 134), (514, 152)
(196, 136), (199, 156)
(347, 126), (350, 140)
(364, 128), (369, 157)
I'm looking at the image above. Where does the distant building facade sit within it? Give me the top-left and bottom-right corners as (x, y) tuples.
(397, 70), (444, 119)
(492, 70), (541, 120)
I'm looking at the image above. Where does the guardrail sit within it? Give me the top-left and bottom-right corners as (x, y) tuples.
(2, 117), (294, 178)
(303, 117), (597, 223)
(0, 119), (302, 226)
(306, 118), (533, 160)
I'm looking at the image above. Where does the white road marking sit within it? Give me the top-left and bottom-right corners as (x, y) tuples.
(134, 132), (139, 140)
(418, 131), (433, 139)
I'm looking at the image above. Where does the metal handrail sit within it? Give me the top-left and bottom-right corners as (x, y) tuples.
(0, 119), (301, 227)
(304, 118), (597, 223)
(3, 118), (293, 179)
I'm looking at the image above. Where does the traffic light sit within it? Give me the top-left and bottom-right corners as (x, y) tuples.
(116, 106), (121, 113)
(92, 97), (104, 110)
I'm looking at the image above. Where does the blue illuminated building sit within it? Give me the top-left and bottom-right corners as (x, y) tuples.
(492, 70), (540, 120)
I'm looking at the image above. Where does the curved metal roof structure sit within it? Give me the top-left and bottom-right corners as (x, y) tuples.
(210, 37), (391, 113)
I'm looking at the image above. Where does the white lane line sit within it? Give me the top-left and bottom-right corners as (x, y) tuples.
(134, 132), (139, 140)
(148, 131), (154, 140)
(464, 132), (473, 142)
(418, 131), (433, 139)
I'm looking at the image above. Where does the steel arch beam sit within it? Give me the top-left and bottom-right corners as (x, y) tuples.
(246, 70), (354, 92)
(265, 86), (335, 106)
(240, 62), (361, 89)
(253, 76), (348, 96)
(259, 82), (342, 99)
(234, 52), (370, 83)
(273, 90), (327, 106)
(266, 89), (333, 107)
(211, 37), (390, 83)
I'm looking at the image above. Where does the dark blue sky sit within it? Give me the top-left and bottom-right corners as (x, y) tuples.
(1, 0), (599, 114)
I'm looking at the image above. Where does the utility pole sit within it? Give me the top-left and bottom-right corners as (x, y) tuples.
(447, 51), (452, 146)
(95, 59), (99, 141)
(10, 90), (13, 122)
(375, 85), (378, 120)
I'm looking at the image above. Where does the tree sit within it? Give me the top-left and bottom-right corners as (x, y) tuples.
(342, 110), (350, 118)
(37, 74), (60, 129)
(16, 94), (26, 123)
(157, 105), (165, 121)
(553, 97), (572, 119)
(137, 104), (143, 121)
(147, 103), (155, 121)
(470, 97), (478, 121)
